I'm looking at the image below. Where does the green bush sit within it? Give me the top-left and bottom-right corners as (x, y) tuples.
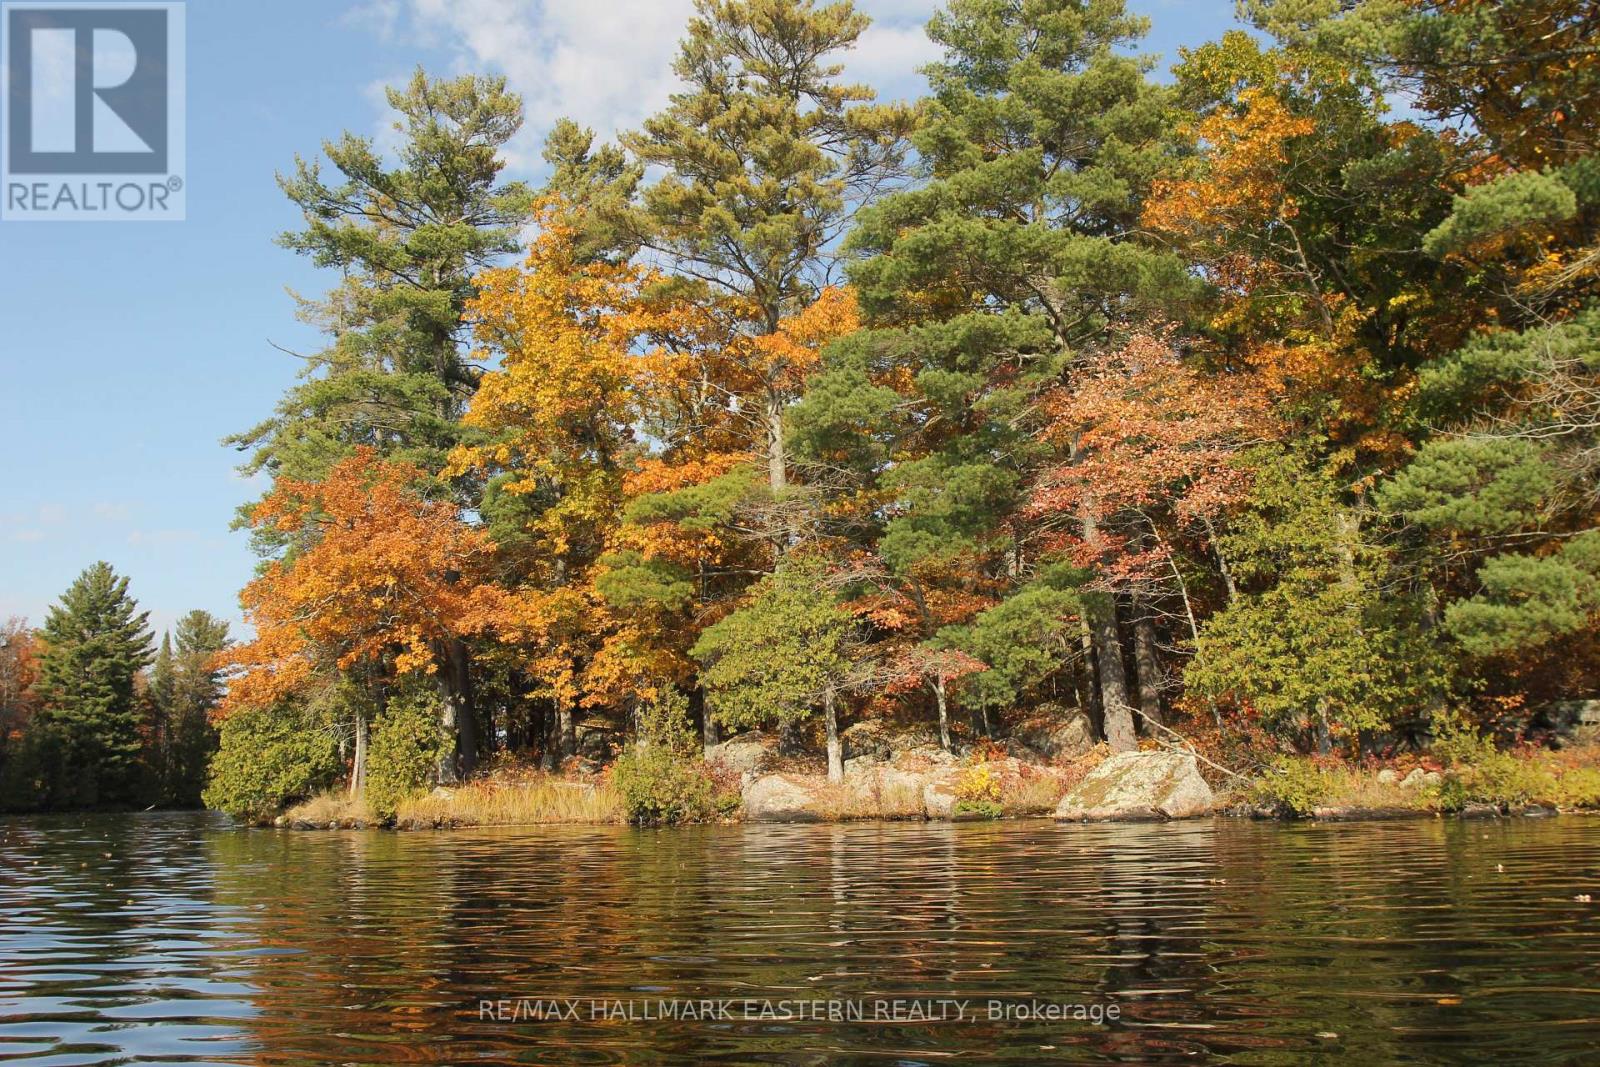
(204, 703), (340, 821)
(1431, 728), (1554, 811)
(1547, 766), (1600, 809)
(612, 743), (738, 826)
(365, 686), (450, 822)
(1249, 756), (1333, 818)
(611, 687), (740, 826)
(0, 726), (62, 813)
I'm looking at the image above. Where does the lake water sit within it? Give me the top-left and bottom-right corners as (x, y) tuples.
(1, 813), (1598, 1065)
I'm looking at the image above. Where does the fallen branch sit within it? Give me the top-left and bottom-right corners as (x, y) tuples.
(1143, 718), (1251, 781)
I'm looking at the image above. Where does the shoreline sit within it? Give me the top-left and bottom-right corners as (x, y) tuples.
(264, 734), (1600, 830)
(266, 806), (1599, 831)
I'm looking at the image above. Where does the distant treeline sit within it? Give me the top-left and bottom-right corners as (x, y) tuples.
(0, 565), (227, 811)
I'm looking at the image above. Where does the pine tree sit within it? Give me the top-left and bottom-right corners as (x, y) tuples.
(149, 611), (231, 807)
(229, 70), (534, 776)
(796, 0), (1194, 749)
(691, 560), (868, 781)
(34, 563), (154, 807)
(228, 69), (534, 501)
(619, 0), (913, 499)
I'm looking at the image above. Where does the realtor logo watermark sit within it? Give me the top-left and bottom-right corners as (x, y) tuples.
(2, 1), (184, 220)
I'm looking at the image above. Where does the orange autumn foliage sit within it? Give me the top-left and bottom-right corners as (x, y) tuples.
(1034, 334), (1284, 524)
(1144, 88), (1317, 297)
(222, 450), (500, 715)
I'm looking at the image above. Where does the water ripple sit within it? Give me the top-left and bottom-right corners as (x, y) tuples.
(2, 813), (1599, 1063)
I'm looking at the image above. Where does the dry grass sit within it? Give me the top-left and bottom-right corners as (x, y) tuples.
(1000, 771), (1070, 816)
(283, 791), (373, 828)
(392, 774), (622, 829)
(809, 777), (927, 820)
(1325, 770), (1431, 812)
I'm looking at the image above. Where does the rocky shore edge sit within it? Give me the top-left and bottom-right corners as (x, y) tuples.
(270, 730), (1600, 830)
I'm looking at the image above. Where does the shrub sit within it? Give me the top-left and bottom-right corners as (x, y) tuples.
(1547, 766), (1600, 809)
(999, 768), (1070, 815)
(0, 726), (62, 813)
(365, 685), (449, 822)
(204, 703), (340, 821)
(1249, 756), (1333, 818)
(953, 764), (1003, 818)
(598, 688), (735, 826)
(1432, 728), (1554, 811)
(612, 743), (738, 826)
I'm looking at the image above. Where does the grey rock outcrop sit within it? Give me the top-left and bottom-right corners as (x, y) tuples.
(1054, 751), (1214, 821)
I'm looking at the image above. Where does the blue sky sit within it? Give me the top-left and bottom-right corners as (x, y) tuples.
(0, 0), (1239, 640)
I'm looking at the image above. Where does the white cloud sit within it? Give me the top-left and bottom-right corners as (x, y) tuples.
(850, 20), (943, 102)
(366, 0), (942, 175)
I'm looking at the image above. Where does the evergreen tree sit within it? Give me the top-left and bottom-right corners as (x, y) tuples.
(228, 69), (534, 777)
(147, 632), (176, 792)
(538, 119), (643, 264)
(34, 563), (154, 807)
(795, 0), (1194, 749)
(1191, 452), (1450, 752)
(1244, 0), (1600, 168)
(1379, 311), (1600, 669)
(228, 69), (534, 500)
(148, 611), (231, 807)
(691, 560), (869, 780)
(619, 0), (913, 498)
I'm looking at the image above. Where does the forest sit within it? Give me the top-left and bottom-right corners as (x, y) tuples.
(2, 0), (1598, 823)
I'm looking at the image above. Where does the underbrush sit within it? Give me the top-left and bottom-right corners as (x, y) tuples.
(998, 766), (1071, 815)
(1249, 734), (1600, 818)
(282, 790), (372, 827)
(1249, 758), (1427, 817)
(953, 765), (1003, 818)
(610, 689), (741, 826)
(611, 743), (740, 826)
(809, 778), (926, 820)
(394, 772), (622, 828)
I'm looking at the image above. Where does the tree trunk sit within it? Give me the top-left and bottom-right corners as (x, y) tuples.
(933, 678), (951, 753)
(557, 702), (576, 763)
(1080, 504), (1136, 752)
(702, 706), (719, 758)
(824, 688), (843, 783)
(349, 710), (368, 798)
(1314, 703), (1334, 756)
(1091, 596), (1137, 752)
(765, 394), (793, 551)
(1132, 604), (1163, 732)
(433, 639), (476, 783)
(766, 395), (787, 494)
(448, 639), (476, 779)
(539, 704), (558, 771)
(436, 684), (460, 785)
(1201, 514), (1238, 603)
(1079, 615), (1100, 721)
